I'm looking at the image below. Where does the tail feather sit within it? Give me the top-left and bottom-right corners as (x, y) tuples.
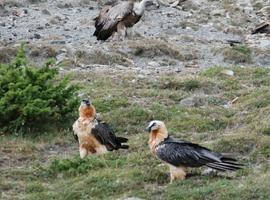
(117, 137), (128, 143)
(116, 136), (129, 149)
(120, 145), (129, 149)
(207, 160), (243, 171)
(206, 164), (226, 171)
(221, 157), (238, 162)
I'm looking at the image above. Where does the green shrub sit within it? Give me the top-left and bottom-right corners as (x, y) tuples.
(0, 44), (79, 134)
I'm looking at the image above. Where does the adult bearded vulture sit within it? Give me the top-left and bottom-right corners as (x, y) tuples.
(93, 0), (159, 41)
(73, 99), (128, 158)
(145, 120), (243, 183)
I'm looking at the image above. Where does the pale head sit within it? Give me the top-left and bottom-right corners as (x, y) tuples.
(146, 120), (168, 134)
(142, 0), (159, 8)
(133, 0), (159, 16)
(146, 120), (169, 142)
(80, 99), (91, 108)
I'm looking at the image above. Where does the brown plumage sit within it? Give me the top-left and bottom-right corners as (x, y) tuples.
(73, 99), (128, 158)
(93, 0), (159, 41)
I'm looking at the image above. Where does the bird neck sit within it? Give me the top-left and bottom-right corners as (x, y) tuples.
(150, 127), (168, 144)
(133, 0), (148, 16)
(79, 105), (96, 120)
(148, 127), (168, 153)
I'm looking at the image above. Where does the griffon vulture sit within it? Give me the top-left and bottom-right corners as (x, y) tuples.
(145, 120), (243, 183)
(93, 0), (159, 41)
(73, 99), (129, 158)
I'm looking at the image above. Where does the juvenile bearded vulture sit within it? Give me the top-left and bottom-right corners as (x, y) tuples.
(93, 0), (159, 41)
(73, 99), (129, 158)
(145, 120), (242, 183)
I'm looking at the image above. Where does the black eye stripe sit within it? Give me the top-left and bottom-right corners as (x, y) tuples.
(150, 122), (156, 128)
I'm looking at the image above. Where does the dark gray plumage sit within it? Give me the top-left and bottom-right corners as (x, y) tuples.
(93, 0), (159, 41)
(156, 137), (242, 171)
(93, 1), (135, 41)
(91, 120), (129, 151)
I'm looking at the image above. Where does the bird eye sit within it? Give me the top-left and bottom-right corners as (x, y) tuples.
(150, 122), (156, 128)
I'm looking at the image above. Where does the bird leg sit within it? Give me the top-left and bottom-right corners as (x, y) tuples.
(169, 165), (187, 183)
(111, 32), (118, 42)
(79, 147), (88, 159)
(116, 22), (127, 41)
(126, 28), (134, 39)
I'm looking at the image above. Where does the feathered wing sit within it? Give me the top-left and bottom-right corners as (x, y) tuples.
(156, 138), (242, 171)
(91, 120), (129, 151)
(94, 5), (112, 28)
(93, 1), (134, 40)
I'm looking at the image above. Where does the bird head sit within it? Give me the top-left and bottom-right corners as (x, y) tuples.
(145, 0), (160, 9)
(79, 99), (96, 119)
(145, 120), (168, 138)
(81, 99), (91, 107)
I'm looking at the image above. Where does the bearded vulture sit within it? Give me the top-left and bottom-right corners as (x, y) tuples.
(145, 120), (243, 183)
(93, 0), (159, 41)
(73, 99), (128, 158)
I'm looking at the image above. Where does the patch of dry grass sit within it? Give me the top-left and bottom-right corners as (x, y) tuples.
(128, 39), (198, 61)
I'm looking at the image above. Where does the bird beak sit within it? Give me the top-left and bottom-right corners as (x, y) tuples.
(153, 0), (160, 8)
(146, 0), (160, 9)
(145, 127), (151, 132)
(81, 99), (91, 106)
(155, 3), (160, 8)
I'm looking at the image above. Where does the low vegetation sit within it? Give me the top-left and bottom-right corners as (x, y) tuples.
(1, 60), (270, 199)
(0, 45), (79, 134)
(223, 44), (252, 64)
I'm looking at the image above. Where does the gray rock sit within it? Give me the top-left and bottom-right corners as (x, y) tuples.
(180, 96), (208, 107)
(210, 9), (226, 17)
(51, 40), (66, 45)
(202, 168), (218, 176)
(42, 9), (51, 15)
(0, 6), (8, 17)
(49, 15), (62, 25)
(33, 33), (41, 39)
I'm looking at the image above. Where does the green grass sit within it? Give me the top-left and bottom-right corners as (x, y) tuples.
(222, 45), (252, 63)
(1, 66), (270, 199)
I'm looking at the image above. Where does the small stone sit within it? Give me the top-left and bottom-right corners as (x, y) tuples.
(175, 68), (181, 73)
(58, 48), (67, 54)
(202, 168), (218, 176)
(180, 96), (208, 107)
(57, 3), (73, 9)
(51, 40), (66, 45)
(210, 9), (226, 16)
(148, 61), (160, 68)
(50, 15), (62, 25)
(170, 0), (180, 8)
(0, 22), (5, 27)
(23, 9), (28, 15)
(42, 9), (51, 15)
(36, 26), (44, 30)
(33, 33), (41, 39)
(221, 69), (234, 76)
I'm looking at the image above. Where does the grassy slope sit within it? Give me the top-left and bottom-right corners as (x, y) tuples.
(1, 67), (270, 200)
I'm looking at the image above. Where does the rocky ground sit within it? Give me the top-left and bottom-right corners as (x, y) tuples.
(0, 0), (269, 75)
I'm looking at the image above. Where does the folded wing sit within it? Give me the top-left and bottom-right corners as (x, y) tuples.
(93, 2), (134, 40)
(91, 120), (129, 151)
(156, 138), (242, 171)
